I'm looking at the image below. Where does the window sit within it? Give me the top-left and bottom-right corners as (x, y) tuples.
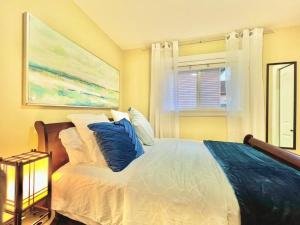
(176, 67), (227, 111)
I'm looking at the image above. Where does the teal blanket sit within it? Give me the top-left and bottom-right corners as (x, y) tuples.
(204, 141), (300, 225)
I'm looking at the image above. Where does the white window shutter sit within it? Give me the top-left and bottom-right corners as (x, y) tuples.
(176, 68), (225, 110)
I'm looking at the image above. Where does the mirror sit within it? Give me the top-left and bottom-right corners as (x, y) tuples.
(266, 62), (297, 149)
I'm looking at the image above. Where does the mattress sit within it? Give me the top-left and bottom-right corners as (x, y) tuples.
(52, 162), (135, 225)
(52, 139), (240, 225)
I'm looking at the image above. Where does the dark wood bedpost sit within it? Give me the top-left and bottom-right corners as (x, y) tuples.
(35, 121), (47, 152)
(244, 134), (300, 171)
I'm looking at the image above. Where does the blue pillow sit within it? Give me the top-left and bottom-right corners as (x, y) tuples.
(88, 118), (144, 172)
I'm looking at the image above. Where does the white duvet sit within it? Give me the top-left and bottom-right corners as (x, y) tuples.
(52, 139), (240, 225)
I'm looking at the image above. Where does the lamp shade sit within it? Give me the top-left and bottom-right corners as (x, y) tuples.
(0, 151), (50, 224)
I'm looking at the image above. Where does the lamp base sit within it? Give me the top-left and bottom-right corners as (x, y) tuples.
(22, 207), (50, 225)
(1, 207), (51, 225)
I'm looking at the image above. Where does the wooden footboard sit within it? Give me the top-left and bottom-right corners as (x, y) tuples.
(244, 134), (300, 170)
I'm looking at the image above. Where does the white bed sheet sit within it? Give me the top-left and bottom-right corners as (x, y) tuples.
(52, 162), (134, 225)
(52, 139), (240, 225)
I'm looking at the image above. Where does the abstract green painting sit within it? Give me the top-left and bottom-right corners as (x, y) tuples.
(23, 13), (119, 108)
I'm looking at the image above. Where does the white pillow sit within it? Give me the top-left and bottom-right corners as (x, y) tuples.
(111, 109), (130, 121)
(128, 107), (154, 146)
(59, 127), (90, 165)
(67, 114), (109, 167)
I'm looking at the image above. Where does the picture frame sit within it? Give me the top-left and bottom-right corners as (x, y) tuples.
(23, 12), (120, 108)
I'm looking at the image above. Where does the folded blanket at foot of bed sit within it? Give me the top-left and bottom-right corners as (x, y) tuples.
(204, 140), (300, 225)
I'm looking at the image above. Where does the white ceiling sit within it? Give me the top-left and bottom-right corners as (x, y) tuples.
(74, 0), (300, 49)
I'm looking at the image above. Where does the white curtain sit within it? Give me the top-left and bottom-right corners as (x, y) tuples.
(226, 28), (265, 142)
(150, 41), (179, 138)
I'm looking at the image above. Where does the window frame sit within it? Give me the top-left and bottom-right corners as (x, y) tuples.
(176, 52), (227, 117)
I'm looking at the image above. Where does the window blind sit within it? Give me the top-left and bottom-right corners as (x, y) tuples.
(176, 68), (225, 110)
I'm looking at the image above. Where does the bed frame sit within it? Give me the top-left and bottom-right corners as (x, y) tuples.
(34, 121), (300, 173)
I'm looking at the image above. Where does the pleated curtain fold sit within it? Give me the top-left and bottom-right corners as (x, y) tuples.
(150, 41), (179, 138)
(225, 28), (265, 142)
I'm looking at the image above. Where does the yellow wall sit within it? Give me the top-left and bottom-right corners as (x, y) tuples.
(122, 49), (150, 117)
(0, 0), (123, 157)
(179, 40), (225, 56)
(263, 26), (300, 154)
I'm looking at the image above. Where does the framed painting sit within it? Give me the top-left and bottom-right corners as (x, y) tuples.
(23, 12), (120, 108)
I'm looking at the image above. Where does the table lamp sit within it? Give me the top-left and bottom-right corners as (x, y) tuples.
(0, 150), (51, 225)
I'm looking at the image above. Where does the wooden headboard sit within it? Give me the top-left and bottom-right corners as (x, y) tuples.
(35, 121), (74, 172)
(34, 120), (300, 173)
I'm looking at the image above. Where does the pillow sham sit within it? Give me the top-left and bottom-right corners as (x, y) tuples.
(111, 109), (130, 121)
(59, 127), (90, 165)
(88, 118), (144, 172)
(67, 114), (109, 167)
(128, 107), (155, 145)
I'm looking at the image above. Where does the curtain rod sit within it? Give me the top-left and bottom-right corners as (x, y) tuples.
(179, 29), (273, 46)
(179, 36), (224, 46)
(178, 62), (225, 68)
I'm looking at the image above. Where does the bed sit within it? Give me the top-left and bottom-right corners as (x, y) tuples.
(34, 121), (300, 225)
